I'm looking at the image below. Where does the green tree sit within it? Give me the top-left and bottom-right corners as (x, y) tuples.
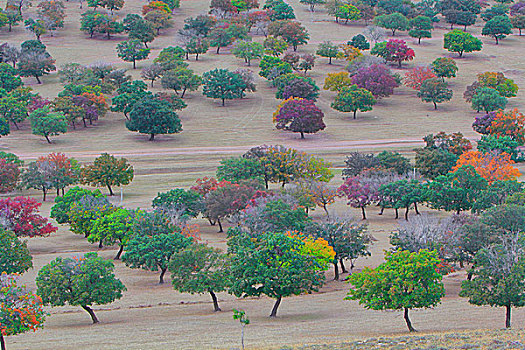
(418, 78), (453, 109)
(0, 63), (23, 92)
(482, 15), (513, 44)
(116, 39), (150, 69)
(331, 84), (376, 119)
(426, 165), (488, 214)
(374, 13), (409, 35)
(511, 15), (525, 36)
(17, 50), (56, 84)
(0, 93), (28, 130)
(122, 230), (194, 284)
(349, 34), (370, 50)
(409, 15), (433, 43)
(29, 107), (67, 144)
(126, 16), (156, 48)
(126, 97), (182, 141)
(50, 187), (105, 224)
(152, 188), (203, 218)
(460, 238), (525, 328)
(184, 37), (209, 61)
(443, 29), (483, 57)
(228, 231), (326, 317)
(202, 68), (247, 106)
(263, 36), (288, 57)
(24, 18), (47, 41)
(216, 157), (264, 183)
(160, 67), (202, 98)
(81, 153), (134, 196)
(0, 229), (32, 274)
(431, 57), (458, 81)
(208, 27), (234, 54)
(231, 40), (263, 66)
(36, 252), (126, 324)
(170, 243), (231, 312)
(316, 41), (339, 64)
(471, 87), (508, 113)
(89, 208), (135, 259)
(348, 249), (445, 332)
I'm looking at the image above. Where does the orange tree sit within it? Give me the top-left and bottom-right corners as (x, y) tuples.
(0, 274), (46, 350)
(488, 109), (525, 145)
(81, 153), (134, 196)
(452, 150), (521, 184)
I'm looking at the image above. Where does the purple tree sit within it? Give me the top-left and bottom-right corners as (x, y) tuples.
(273, 97), (326, 139)
(351, 64), (399, 98)
(472, 112), (496, 135)
(337, 175), (380, 220)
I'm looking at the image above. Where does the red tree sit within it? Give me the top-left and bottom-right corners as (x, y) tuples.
(337, 176), (380, 220)
(0, 159), (20, 193)
(374, 39), (415, 68)
(404, 66), (436, 90)
(273, 97), (325, 139)
(351, 64), (399, 98)
(0, 197), (57, 237)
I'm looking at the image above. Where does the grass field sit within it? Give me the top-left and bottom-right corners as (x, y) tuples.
(2, 0), (525, 348)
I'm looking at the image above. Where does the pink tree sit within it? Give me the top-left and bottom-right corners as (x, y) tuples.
(372, 39), (415, 68)
(404, 66), (436, 90)
(0, 197), (57, 237)
(337, 176), (380, 220)
(273, 97), (326, 139)
(351, 64), (399, 98)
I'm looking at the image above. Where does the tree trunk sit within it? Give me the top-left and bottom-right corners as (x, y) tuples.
(107, 185), (114, 196)
(418, 37), (421, 44)
(404, 308), (416, 332)
(329, 57), (332, 64)
(361, 206), (366, 220)
(149, 133), (155, 141)
(133, 60), (136, 69)
(0, 333), (5, 350)
(42, 187), (47, 202)
(196, 53), (199, 61)
(392, 29), (396, 36)
(379, 207), (384, 215)
(209, 290), (221, 312)
(221, 98), (225, 106)
(35, 75), (41, 84)
(433, 101), (437, 109)
(506, 305), (511, 328)
(82, 305), (99, 324)
(181, 87), (187, 98)
(333, 262), (339, 280)
(144, 42), (148, 48)
(395, 208), (399, 219)
(300, 132), (304, 139)
(12, 121), (19, 130)
(353, 110), (357, 119)
(270, 296), (282, 317)
(405, 206), (409, 220)
(159, 267), (167, 284)
(495, 36), (499, 45)
(115, 245), (124, 260)
(414, 202), (420, 215)
(98, 240), (103, 248)
(216, 46), (220, 54)
(323, 204), (329, 217)
(217, 218), (223, 233)
(340, 258), (347, 273)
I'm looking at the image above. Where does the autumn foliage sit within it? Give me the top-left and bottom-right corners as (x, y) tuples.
(404, 66), (436, 90)
(0, 159), (20, 194)
(487, 109), (525, 144)
(0, 197), (57, 237)
(452, 151), (521, 183)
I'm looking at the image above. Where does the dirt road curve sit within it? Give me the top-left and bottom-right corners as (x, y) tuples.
(14, 138), (427, 160)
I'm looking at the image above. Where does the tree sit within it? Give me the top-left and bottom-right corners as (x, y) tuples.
(418, 78), (453, 110)
(263, 36), (288, 56)
(81, 153), (134, 196)
(308, 219), (371, 279)
(453, 151), (521, 183)
(202, 68), (247, 106)
(323, 72), (353, 92)
(379, 179), (424, 220)
(371, 39), (415, 68)
(0, 63), (22, 92)
(24, 18), (47, 41)
(275, 75), (319, 101)
(426, 165), (488, 214)
(161, 68), (202, 99)
(348, 249), (445, 332)
(0, 94), (28, 131)
(333, 3), (362, 23)
(487, 109), (525, 144)
(273, 97), (325, 139)
(231, 40), (263, 66)
(511, 15), (525, 35)
(36, 252), (126, 324)
(184, 37), (209, 61)
(316, 41), (339, 64)
(265, 0), (296, 20)
(0, 159), (20, 194)
(122, 229), (194, 284)
(152, 188), (203, 219)
(404, 66), (436, 90)
(300, 0), (326, 12)
(482, 15), (513, 44)
(50, 187), (105, 224)
(68, 196), (114, 239)
(471, 87), (508, 113)
(444, 29), (483, 57)
(482, 5), (509, 22)
(170, 243), (230, 312)
(208, 27), (234, 54)
(228, 231), (326, 317)
(116, 40), (150, 69)
(331, 84), (376, 119)
(460, 237), (525, 328)
(29, 107), (67, 144)
(351, 64), (399, 98)
(409, 15), (433, 43)
(349, 34), (370, 50)
(268, 20), (309, 51)
(338, 175), (380, 220)
(376, 150), (411, 175)
(0, 229), (32, 274)
(374, 13), (409, 36)
(415, 147), (457, 179)
(126, 17), (156, 48)
(431, 57), (458, 81)
(145, 10), (172, 35)
(216, 157), (264, 183)
(126, 97), (182, 141)
(89, 208), (134, 259)
(17, 50), (56, 84)
(0, 275), (46, 350)
(37, 0), (66, 32)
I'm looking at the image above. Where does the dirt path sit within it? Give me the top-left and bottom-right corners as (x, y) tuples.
(13, 138), (430, 160)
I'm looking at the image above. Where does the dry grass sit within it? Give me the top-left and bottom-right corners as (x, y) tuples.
(2, 0), (525, 348)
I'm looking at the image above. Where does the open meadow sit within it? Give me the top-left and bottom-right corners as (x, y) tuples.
(1, 0), (525, 348)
